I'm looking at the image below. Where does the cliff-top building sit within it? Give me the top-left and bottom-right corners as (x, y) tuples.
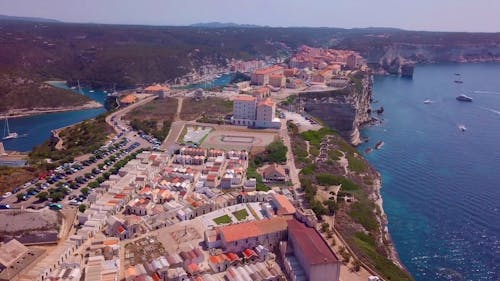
(251, 65), (284, 85)
(233, 95), (280, 128)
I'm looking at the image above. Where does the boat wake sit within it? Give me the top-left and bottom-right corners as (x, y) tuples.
(479, 106), (500, 115)
(473, 90), (500, 95)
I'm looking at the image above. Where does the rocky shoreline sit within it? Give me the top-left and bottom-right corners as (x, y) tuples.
(1, 101), (103, 119)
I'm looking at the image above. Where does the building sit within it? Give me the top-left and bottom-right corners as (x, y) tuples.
(251, 65), (284, 85)
(255, 99), (281, 129)
(144, 84), (170, 95)
(120, 94), (138, 105)
(232, 95), (256, 126)
(268, 74), (285, 88)
(215, 217), (288, 252)
(262, 164), (287, 182)
(284, 219), (341, 281)
(272, 194), (296, 216)
(346, 54), (357, 69)
(0, 239), (45, 281)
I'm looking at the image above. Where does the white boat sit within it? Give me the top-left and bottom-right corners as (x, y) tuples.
(89, 90), (95, 93)
(424, 99), (432, 104)
(3, 116), (18, 140)
(458, 125), (466, 132)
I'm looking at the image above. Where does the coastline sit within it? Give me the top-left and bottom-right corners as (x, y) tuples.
(371, 175), (405, 269)
(1, 101), (103, 119)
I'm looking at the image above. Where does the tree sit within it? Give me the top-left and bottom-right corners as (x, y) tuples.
(36, 191), (49, 201)
(324, 199), (337, 215)
(321, 222), (330, 233)
(27, 187), (36, 194)
(49, 192), (64, 202)
(352, 259), (361, 272)
(88, 181), (99, 188)
(97, 163), (105, 170)
(80, 187), (90, 195)
(78, 204), (87, 213)
(16, 192), (26, 202)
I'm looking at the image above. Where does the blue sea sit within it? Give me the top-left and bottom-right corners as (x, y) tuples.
(359, 63), (500, 281)
(2, 83), (107, 152)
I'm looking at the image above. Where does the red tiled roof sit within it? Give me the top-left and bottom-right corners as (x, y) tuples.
(234, 94), (256, 102)
(273, 194), (296, 215)
(254, 65), (284, 75)
(287, 219), (339, 265)
(218, 217), (287, 243)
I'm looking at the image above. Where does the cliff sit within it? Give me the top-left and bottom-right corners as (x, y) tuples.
(299, 71), (372, 145)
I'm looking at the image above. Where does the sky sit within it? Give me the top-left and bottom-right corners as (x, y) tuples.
(1, 0), (499, 32)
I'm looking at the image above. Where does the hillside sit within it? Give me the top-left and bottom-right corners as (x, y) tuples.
(1, 20), (499, 110)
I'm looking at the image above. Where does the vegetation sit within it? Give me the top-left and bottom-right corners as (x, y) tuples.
(36, 191), (49, 201)
(180, 97), (233, 121)
(253, 140), (288, 165)
(291, 127), (412, 280)
(0, 166), (40, 195)
(78, 204), (87, 213)
(347, 154), (368, 173)
(232, 209), (249, 221)
(316, 174), (361, 191)
(125, 97), (177, 140)
(29, 113), (113, 166)
(213, 214), (232, 225)
(352, 232), (413, 281)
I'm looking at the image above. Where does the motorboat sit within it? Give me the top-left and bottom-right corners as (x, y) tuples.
(456, 94), (473, 102)
(375, 140), (384, 150)
(458, 125), (466, 132)
(424, 99), (432, 104)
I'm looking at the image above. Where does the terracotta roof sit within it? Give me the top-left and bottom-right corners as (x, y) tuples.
(144, 84), (170, 92)
(287, 219), (339, 265)
(263, 163), (285, 177)
(234, 94), (256, 102)
(257, 98), (274, 107)
(218, 217), (287, 243)
(254, 65), (284, 75)
(120, 94), (137, 104)
(273, 194), (296, 215)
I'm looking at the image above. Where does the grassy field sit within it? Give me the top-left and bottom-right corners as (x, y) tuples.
(0, 166), (40, 195)
(232, 209), (249, 221)
(124, 97), (178, 140)
(180, 97), (232, 121)
(213, 214), (232, 225)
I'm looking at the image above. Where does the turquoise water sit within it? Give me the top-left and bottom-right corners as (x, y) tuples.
(181, 73), (235, 89)
(359, 63), (500, 281)
(2, 83), (107, 152)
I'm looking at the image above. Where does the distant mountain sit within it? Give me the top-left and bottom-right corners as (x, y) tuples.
(190, 22), (262, 28)
(0, 14), (61, 23)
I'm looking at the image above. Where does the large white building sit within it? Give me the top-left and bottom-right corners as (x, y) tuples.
(233, 95), (281, 128)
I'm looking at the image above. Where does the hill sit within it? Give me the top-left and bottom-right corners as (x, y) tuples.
(0, 14), (60, 23)
(1, 20), (499, 110)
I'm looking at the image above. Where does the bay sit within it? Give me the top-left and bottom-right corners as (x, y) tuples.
(2, 84), (107, 152)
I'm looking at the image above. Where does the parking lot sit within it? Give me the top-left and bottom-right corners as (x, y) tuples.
(281, 109), (322, 132)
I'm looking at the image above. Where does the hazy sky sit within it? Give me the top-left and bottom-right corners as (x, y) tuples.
(2, 0), (499, 32)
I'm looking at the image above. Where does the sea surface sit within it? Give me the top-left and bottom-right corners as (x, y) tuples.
(359, 63), (500, 281)
(2, 83), (107, 152)
(181, 73), (235, 89)
(2, 74), (236, 153)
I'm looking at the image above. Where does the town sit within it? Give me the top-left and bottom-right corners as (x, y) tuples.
(0, 46), (386, 281)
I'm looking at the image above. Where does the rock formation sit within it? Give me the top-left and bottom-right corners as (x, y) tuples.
(298, 71), (372, 145)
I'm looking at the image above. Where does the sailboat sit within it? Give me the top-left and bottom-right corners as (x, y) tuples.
(3, 116), (18, 140)
(77, 80), (83, 94)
